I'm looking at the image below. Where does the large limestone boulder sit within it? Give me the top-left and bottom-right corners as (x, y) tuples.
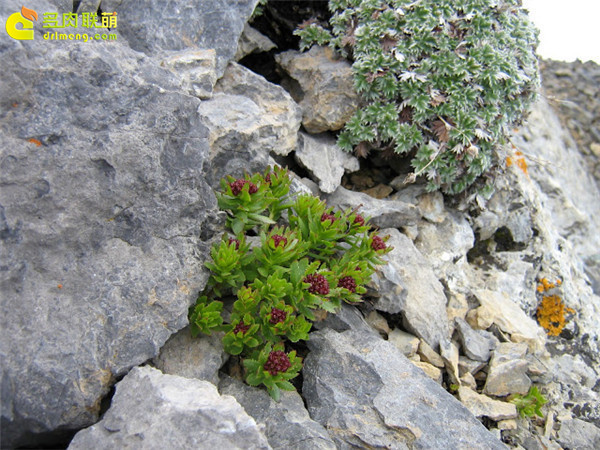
(0, 2), (223, 445)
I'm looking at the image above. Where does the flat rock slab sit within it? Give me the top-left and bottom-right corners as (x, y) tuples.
(68, 367), (270, 449)
(219, 376), (336, 450)
(303, 325), (506, 449)
(0, 10), (218, 446)
(370, 228), (450, 350)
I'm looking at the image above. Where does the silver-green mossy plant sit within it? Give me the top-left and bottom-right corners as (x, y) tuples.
(296, 0), (540, 194)
(190, 166), (391, 400)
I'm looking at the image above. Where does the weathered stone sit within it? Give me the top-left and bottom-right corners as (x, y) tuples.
(295, 132), (359, 193)
(199, 63), (302, 186)
(458, 387), (518, 421)
(275, 46), (360, 133)
(219, 376), (336, 450)
(393, 187), (447, 223)
(161, 49), (217, 99)
(388, 329), (420, 357)
(215, 62), (302, 156)
(413, 361), (443, 384)
(446, 292), (470, 323)
(115, 0), (259, 77)
(484, 343), (531, 397)
(0, 19), (218, 447)
(303, 326), (506, 449)
(440, 340), (461, 386)
(418, 340), (445, 369)
(370, 228), (450, 350)
(415, 211), (474, 274)
(558, 418), (600, 450)
(460, 372), (478, 390)
(364, 310), (391, 337)
(455, 318), (496, 362)
(152, 328), (226, 385)
(497, 419), (518, 431)
(470, 289), (546, 351)
(68, 367), (270, 449)
(459, 356), (487, 377)
(363, 183), (394, 199)
(235, 23), (276, 61)
(326, 187), (419, 229)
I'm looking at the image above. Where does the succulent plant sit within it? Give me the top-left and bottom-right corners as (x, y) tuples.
(190, 166), (391, 399)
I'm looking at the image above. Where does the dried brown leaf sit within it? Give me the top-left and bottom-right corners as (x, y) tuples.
(432, 120), (450, 143)
(355, 141), (370, 158)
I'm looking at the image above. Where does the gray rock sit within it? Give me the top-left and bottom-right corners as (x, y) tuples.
(558, 418), (600, 450)
(215, 63), (302, 157)
(199, 63), (302, 186)
(412, 361), (443, 384)
(388, 329), (419, 357)
(219, 376), (336, 450)
(68, 367), (270, 449)
(161, 49), (218, 99)
(455, 318), (496, 362)
(311, 303), (367, 333)
(364, 310), (391, 337)
(458, 387), (518, 421)
(484, 343), (531, 397)
(295, 132), (359, 194)
(370, 228), (450, 350)
(440, 340), (461, 386)
(326, 186), (419, 229)
(114, 0), (259, 77)
(415, 211), (474, 274)
(152, 328), (227, 385)
(303, 327), (506, 449)
(1, 26), (218, 447)
(235, 23), (276, 61)
(391, 186), (446, 223)
(418, 340), (445, 368)
(469, 289), (546, 351)
(276, 46), (359, 133)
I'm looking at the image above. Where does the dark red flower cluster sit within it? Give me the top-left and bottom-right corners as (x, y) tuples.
(264, 173), (272, 184)
(233, 321), (250, 335)
(371, 235), (387, 251)
(228, 238), (240, 250)
(321, 212), (336, 223)
(354, 214), (365, 226)
(269, 307), (287, 324)
(229, 179), (258, 196)
(338, 276), (357, 293)
(271, 235), (287, 248)
(264, 350), (291, 375)
(304, 274), (330, 295)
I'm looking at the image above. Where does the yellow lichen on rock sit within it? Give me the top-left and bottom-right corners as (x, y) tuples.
(535, 278), (574, 336)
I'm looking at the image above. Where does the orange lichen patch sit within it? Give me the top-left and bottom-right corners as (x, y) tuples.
(506, 150), (528, 175)
(537, 277), (556, 292)
(536, 294), (574, 336)
(12, 102), (18, 108)
(57, 284), (63, 289)
(28, 138), (42, 147)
